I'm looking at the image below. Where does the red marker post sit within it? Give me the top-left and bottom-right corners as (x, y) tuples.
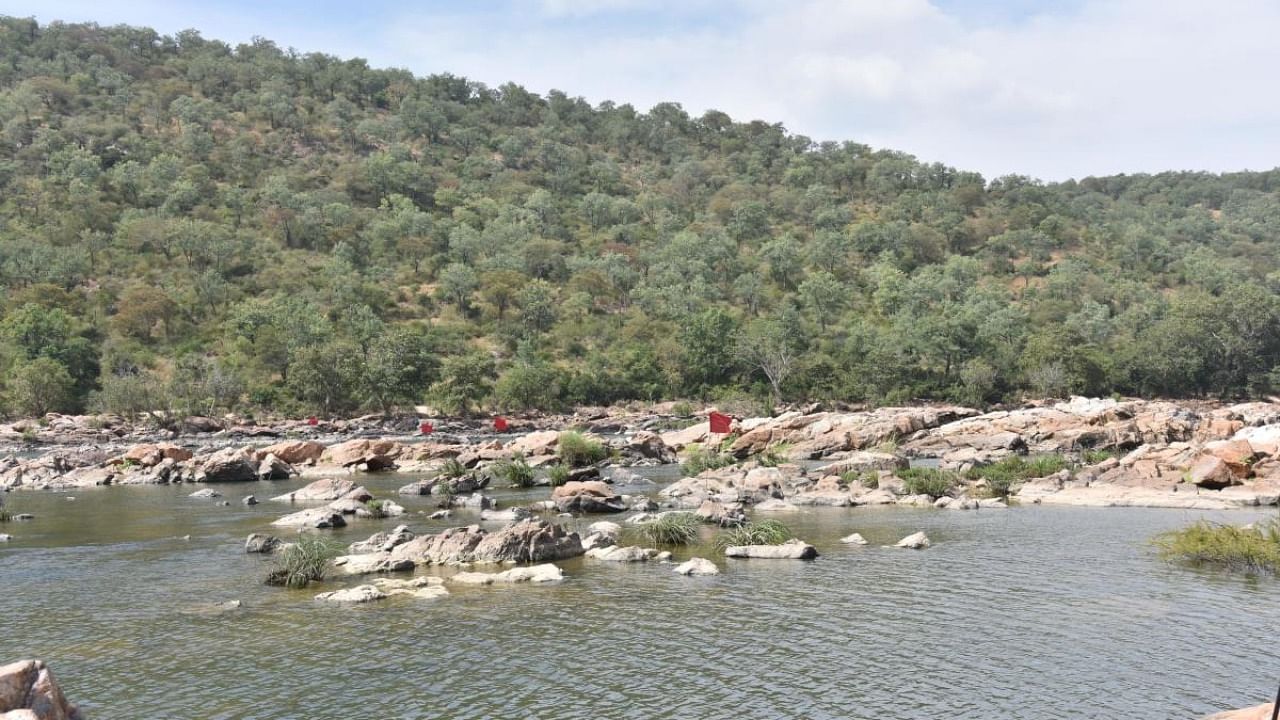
(493, 416), (509, 433)
(419, 421), (434, 435)
(306, 416), (319, 427)
(709, 411), (733, 434)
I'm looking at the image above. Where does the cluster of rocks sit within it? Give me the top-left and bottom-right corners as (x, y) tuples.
(0, 659), (82, 720)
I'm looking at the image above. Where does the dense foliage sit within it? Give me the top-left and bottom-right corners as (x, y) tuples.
(5, 17), (1280, 418)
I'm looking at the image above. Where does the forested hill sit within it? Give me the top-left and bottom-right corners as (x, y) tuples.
(2, 16), (1280, 419)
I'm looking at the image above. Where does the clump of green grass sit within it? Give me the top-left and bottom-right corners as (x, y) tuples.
(964, 454), (1072, 498)
(672, 400), (694, 417)
(637, 512), (703, 546)
(840, 470), (879, 490)
(1153, 518), (1280, 575)
(681, 446), (736, 475)
(0, 507), (10, 523)
(897, 467), (959, 498)
(265, 536), (342, 589)
(1082, 448), (1119, 465)
(362, 499), (388, 518)
(558, 431), (608, 467)
(440, 458), (468, 479)
(546, 463), (570, 487)
(433, 479), (458, 506)
(491, 455), (536, 487)
(717, 519), (794, 549)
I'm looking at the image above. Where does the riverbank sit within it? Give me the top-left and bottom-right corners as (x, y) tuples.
(3, 396), (1279, 510)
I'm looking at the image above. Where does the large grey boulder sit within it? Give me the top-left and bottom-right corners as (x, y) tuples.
(271, 508), (346, 529)
(0, 659), (83, 720)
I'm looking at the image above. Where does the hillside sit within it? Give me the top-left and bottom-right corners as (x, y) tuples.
(1, 16), (1280, 418)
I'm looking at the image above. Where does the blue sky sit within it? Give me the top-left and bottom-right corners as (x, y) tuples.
(2, 0), (1278, 181)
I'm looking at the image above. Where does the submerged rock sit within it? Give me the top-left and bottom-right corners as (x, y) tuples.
(245, 533), (282, 554)
(673, 557), (720, 576)
(895, 531), (931, 549)
(723, 539), (818, 560)
(585, 545), (661, 562)
(840, 533), (869, 545)
(314, 585), (387, 603)
(449, 564), (564, 585)
(271, 478), (368, 503)
(188, 488), (222, 499)
(271, 508), (346, 529)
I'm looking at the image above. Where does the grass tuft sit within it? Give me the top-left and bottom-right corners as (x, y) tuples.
(265, 535), (343, 589)
(897, 467), (959, 498)
(964, 454), (1071, 498)
(717, 519), (794, 549)
(558, 431), (608, 468)
(680, 445), (736, 476)
(491, 454), (536, 487)
(546, 463), (570, 487)
(637, 512), (702, 546)
(1153, 518), (1280, 576)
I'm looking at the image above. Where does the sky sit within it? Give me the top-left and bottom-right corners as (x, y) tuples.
(2, 0), (1279, 181)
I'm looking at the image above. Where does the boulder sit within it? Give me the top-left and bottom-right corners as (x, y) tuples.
(194, 447), (258, 483)
(724, 539), (818, 560)
(454, 493), (494, 510)
(840, 533), (869, 545)
(754, 499), (800, 512)
(472, 519), (585, 563)
(0, 659), (82, 720)
(505, 430), (560, 457)
(323, 439), (400, 470)
(673, 557), (720, 576)
(479, 508), (531, 523)
(245, 533), (281, 554)
(390, 526), (488, 566)
(271, 478), (369, 503)
(271, 508), (346, 529)
(552, 480), (626, 513)
(189, 488), (221, 499)
(331, 553), (415, 576)
(314, 585), (387, 603)
(121, 443), (193, 467)
(895, 531), (931, 549)
(256, 440), (325, 466)
(1187, 456), (1239, 489)
(348, 525), (415, 554)
(256, 453), (295, 480)
(242, 495), (258, 506)
(626, 430), (676, 463)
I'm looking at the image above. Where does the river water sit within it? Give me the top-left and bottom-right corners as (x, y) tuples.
(2, 470), (1277, 720)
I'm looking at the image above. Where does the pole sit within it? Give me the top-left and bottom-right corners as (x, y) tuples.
(1270, 679), (1280, 720)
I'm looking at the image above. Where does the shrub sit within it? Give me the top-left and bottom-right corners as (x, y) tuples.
(964, 454), (1072, 498)
(717, 519), (793, 549)
(1083, 448), (1118, 465)
(558, 431), (607, 467)
(491, 455), (536, 487)
(0, 507), (10, 522)
(672, 400), (694, 417)
(363, 499), (388, 518)
(434, 480), (458, 505)
(546, 463), (570, 487)
(1153, 518), (1280, 575)
(638, 512), (703, 545)
(898, 467), (959, 498)
(265, 536), (342, 589)
(681, 446), (736, 475)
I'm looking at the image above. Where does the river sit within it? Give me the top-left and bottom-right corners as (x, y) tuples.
(2, 470), (1276, 719)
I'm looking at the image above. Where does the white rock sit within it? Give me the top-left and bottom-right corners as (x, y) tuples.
(673, 557), (720, 576)
(314, 584), (387, 603)
(755, 499), (801, 512)
(585, 545), (659, 562)
(0, 534), (11, 542)
(449, 564), (564, 585)
(840, 533), (869, 545)
(724, 539), (818, 559)
(895, 531), (931, 549)
(189, 488), (222, 499)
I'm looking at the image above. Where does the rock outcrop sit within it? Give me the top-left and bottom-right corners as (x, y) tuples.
(723, 539), (818, 559)
(552, 481), (626, 513)
(0, 659), (83, 720)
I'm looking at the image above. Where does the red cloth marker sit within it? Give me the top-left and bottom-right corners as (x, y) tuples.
(709, 411), (732, 434)
(307, 416), (319, 426)
(494, 416), (509, 432)
(419, 421), (434, 434)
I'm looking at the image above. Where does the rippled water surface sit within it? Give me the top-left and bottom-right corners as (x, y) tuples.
(2, 472), (1278, 719)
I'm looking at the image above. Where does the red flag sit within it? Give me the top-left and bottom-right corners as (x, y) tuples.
(419, 421), (434, 435)
(709, 411), (732, 434)
(493, 416), (509, 432)
(306, 416), (319, 426)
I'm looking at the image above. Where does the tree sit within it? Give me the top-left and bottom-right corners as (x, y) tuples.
(362, 328), (437, 415)
(6, 358), (75, 416)
(428, 352), (496, 415)
(735, 317), (803, 405)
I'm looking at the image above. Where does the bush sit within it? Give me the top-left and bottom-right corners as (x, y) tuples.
(265, 536), (342, 589)
(672, 400), (694, 417)
(546, 463), (570, 487)
(491, 455), (536, 487)
(898, 467), (959, 498)
(717, 519), (793, 549)
(841, 470), (878, 490)
(1083, 448), (1118, 465)
(638, 512), (702, 545)
(1153, 518), (1280, 575)
(558, 431), (607, 467)
(363, 499), (388, 518)
(0, 507), (10, 522)
(681, 445), (736, 475)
